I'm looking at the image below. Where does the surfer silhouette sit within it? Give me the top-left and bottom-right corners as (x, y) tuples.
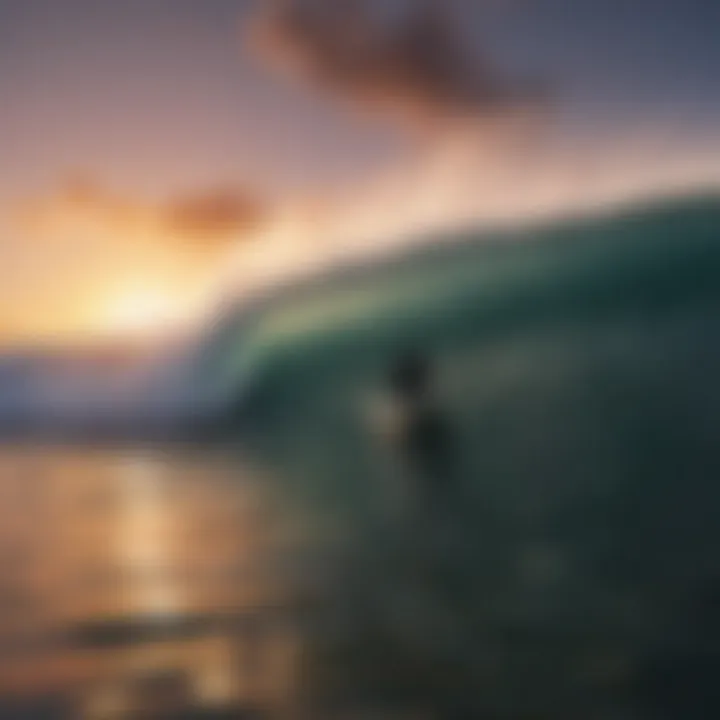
(385, 351), (454, 512)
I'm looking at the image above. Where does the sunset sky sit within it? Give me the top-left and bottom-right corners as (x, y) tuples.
(0, 0), (718, 342)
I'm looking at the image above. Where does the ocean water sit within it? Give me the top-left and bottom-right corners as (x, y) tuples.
(2, 194), (720, 718)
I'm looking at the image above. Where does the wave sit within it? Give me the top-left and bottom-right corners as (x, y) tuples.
(0, 190), (718, 440)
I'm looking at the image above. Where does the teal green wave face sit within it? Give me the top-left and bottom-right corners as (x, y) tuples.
(209, 192), (720, 405)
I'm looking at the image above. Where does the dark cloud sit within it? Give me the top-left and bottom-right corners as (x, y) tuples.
(247, 0), (542, 128)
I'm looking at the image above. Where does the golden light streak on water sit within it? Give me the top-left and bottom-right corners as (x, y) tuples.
(115, 454), (182, 618)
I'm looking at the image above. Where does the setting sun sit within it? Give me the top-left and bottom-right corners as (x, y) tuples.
(102, 284), (188, 337)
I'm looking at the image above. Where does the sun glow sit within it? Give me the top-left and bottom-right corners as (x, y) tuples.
(102, 283), (191, 337)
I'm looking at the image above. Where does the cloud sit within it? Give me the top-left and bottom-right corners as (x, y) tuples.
(163, 190), (266, 242)
(17, 179), (268, 250)
(247, 0), (542, 129)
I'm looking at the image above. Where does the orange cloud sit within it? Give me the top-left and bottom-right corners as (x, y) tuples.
(163, 190), (266, 243)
